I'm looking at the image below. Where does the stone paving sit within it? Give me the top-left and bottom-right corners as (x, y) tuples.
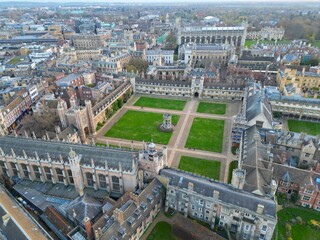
(96, 95), (240, 183)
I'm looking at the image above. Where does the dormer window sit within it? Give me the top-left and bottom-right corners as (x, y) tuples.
(147, 194), (154, 204)
(134, 208), (141, 218)
(140, 202), (147, 211)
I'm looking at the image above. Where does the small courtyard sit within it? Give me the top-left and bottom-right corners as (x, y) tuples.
(287, 119), (320, 136)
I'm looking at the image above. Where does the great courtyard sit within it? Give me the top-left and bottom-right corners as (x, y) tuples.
(96, 95), (237, 183)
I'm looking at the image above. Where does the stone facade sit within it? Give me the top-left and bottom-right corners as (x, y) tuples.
(177, 25), (247, 54)
(131, 77), (244, 100)
(160, 168), (277, 240)
(72, 34), (104, 50)
(0, 136), (167, 197)
(247, 27), (285, 41)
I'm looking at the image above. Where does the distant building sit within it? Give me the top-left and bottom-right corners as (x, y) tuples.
(72, 34), (104, 50)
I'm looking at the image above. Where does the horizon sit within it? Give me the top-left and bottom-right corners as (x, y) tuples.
(0, 0), (319, 2)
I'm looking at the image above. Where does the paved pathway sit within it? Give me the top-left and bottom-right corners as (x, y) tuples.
(96, 96), (241, 183)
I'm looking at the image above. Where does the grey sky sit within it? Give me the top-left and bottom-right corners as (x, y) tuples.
(0, 0), (318, 2)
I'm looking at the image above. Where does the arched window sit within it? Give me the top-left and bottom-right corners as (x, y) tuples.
(44, 166), (52, 180)
(10, 162), (18, 176)
(32, 165), (41, 180)
(20, 163), (29, 178)
(55, 168), (64, 182)
(86, 172), (94, 186)
(98, 174), (107, 189)
(112, 175), (120, 191)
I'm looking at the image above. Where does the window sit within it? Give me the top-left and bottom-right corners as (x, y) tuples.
(206, 202), (211, 208)
(303, 195), (311, 201)
(199, 199), (204, 206)
(86, 172), (94, 186)
(44, 166), (51, 180)
(21, 164), (29, 178)
(67, 170), (74, 184)
(99, 174), (107, 188)
(198, 207), (202, 212)
(32, 165), (41, 180)
(112, 176), (120, 191)
(305, 189), (313, 194)
(10, 162), (18, 176)
(305, 153), (310, 157)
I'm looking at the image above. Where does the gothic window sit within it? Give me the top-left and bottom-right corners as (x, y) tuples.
(112, 175), (120, 191)
(32, 165), (41, 180)
(67, 170), (74, 184)
(44, 166), (52, 180)
(55, 168), (64, 182)
(20, 163), (29, 178)
(99, 174), (107, 189)
(86, 172), (94, 187)
(10, 162), (18, 176)
(0, 161), (6, 176)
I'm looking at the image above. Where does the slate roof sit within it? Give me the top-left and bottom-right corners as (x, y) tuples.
(98, 178), (165, 240)
(160, 168), (276, 218)
(0, 136), (138, 171)
(240, 125), (273, 196)
(63, 194), (103, 224)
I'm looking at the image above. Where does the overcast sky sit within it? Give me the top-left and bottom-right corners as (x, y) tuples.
(0, 0), (319, 2)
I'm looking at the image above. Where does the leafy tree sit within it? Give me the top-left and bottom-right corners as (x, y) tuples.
(164, 33), (177, 50)
(290, 192), (299, 204)
(309, 58), (319, 66)
(125, 58), (148, 73)
(117, 98), (123, 109)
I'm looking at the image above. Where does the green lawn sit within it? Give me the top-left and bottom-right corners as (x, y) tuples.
(277, 207), (320, 240)
(197, 102), (226, 115)
(134, 97), (186, 111)
(185, 118), (224, 152)
(105, 110), (179, 144)
(245, 39), (291, 48)
(8, 57), (23, 65)
(287, 119), (320, 136)
(178, 156), (220, 180)
(312, 40), (320, 48)
(228, 161), (238, 183)
(147, 221), (176, 240)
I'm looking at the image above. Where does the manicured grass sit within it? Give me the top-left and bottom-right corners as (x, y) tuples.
(312, 40), (320, 48)
(227, 161), (238, 183)
(105, 110), (179, 144)
(245, 39), (291, 48)
(197, 102), (226, 115)
(134, 97), (186, 111)
(147, 221), (176, 240)
(185, 118), (224, 152)
(287, 119), (320, 136)
(277, 207), (320, 240)
(178, 156), (221, 180)
(8, 57), (22, 65)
